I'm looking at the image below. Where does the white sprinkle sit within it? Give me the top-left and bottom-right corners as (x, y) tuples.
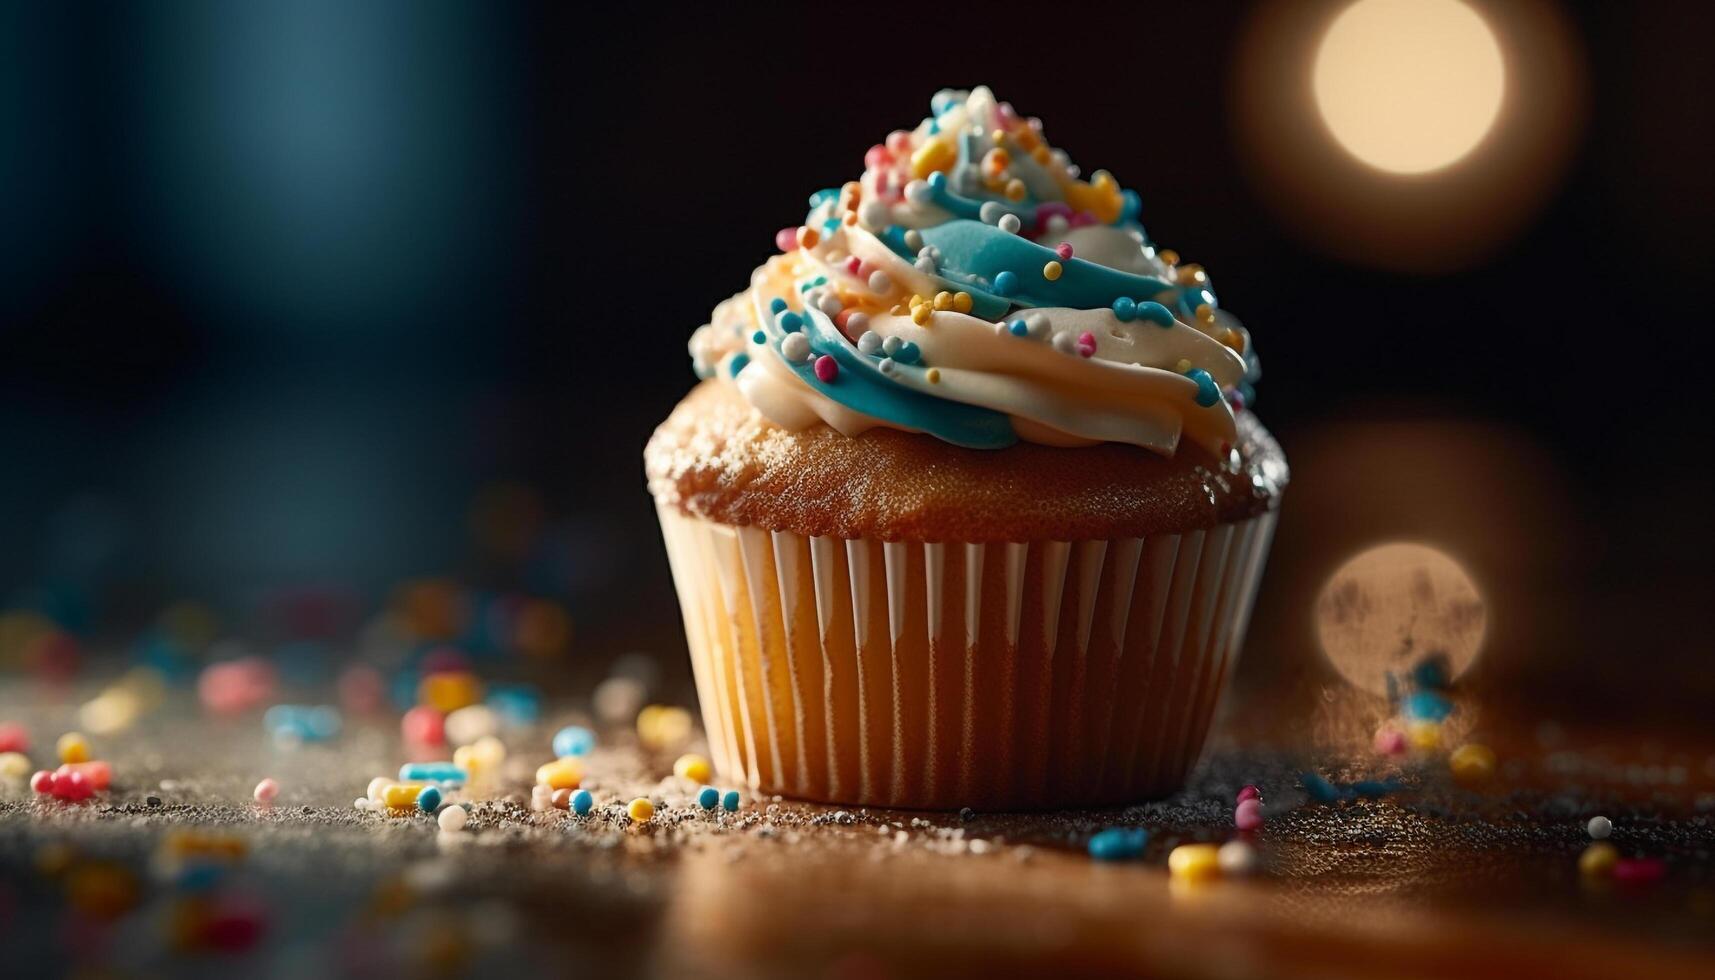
(782, 333), (812, 363)
(878, 357), (897, 375)
(367, 776), (389, 802)
(354, 797), (371, 811)
(857, 331), (883, 355)
(978, 201), (1005, 225)
(882, 336), (904, 356)
(845, 312), (870, 336)
(993, 321), (1011, 336)
(438, 804), (468, 832)
(903, 180), (932, 205)
(1045, 214), (1069, 235)
(858, 200), (890, 231)
(1024, 313), (1050, 338)
(914, 256), (937, 273)
(903, 229), (924, 251)
(816, 294), (842, 317)
(998, 213), (1022, 235)
(1218, 839), (1258, 876)
(1052, 331), (1076, 354)
(1588, 815), (1612, 840)
(867, 271), (892, 293)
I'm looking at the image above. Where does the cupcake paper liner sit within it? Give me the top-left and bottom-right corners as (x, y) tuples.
(656, 504), (1277, 809)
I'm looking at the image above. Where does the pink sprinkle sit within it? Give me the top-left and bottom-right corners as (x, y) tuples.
(864, 144), (890, 170)
(1374, 727), (1407, 756)
(845, 256), (863, 275)
(30, 770), (54, 794)
(254, 778), (280, 804)
(1055, 242), (1074, 261)
(814, 355), (838, 383)
(1227, 389), (1247, 412)
(1235, 798), (1264, 831)
(1613, 858), (1667, 884)
(1076, 330), (1096, 357)
(1069, 210), (1098, 228)
(886, 130), (912, 154)
(0, 721), (28, 754)
(775, 227), (798, 253)
(1236, 784), (1260, 804)
(55, 770), (92, 801)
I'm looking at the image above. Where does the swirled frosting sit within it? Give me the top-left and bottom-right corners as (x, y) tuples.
(688, 86), (1262, 458)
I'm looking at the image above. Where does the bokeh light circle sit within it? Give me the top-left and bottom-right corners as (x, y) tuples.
(1316, 542), (1487, 696)
(1313, 0), (1505, 174)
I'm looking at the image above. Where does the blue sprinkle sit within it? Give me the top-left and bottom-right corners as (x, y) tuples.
(571, 789), (593, 816)
(727, 353), (749, 377)
(993, 270), (1018, 296)
(1404, 690), (1453, 722)
(927, 170), (947, 191)
(416, 786), (442, 813)
(1187, 368), (1221, 407)
(807, 188), (837, 208)
(1009, 319), (1029, 337)
(1087, 827), (1149, 862)
(698, 787), (720, 810)
(1112, 296), (1137, 322)
(778, 311), (803, 333)
(769, 297), (787, 314)
(927, 119), (940, 135)
(486, 684), (540, 725)
(1410, 656), (1451, 691)
(721, 790), (740, 812)
(893, 341), (921, 365)
(1136, 301), (1175, 327)
(552, 725), (595, 759)
(1301, 771), (1343, 803)
(751, 330), (765, 344)
(399, 762), (467, 784)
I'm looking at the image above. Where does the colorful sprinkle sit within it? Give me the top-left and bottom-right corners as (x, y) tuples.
(1055, 242), (1074, 260)
(1076, 331), (1096, 358)
(627, 798), (655, 823)
(814, 355), (839, 382)
(1578, 841), (1618, 877)
(993, 270), (1018, 295)
(1236, 785), (1260, 803)
(673, 754), (712, 784)
(1087, 827), (1148, 861)
(416, 785), (442, 813)
(1042, 260), (1062, 281)
(56, 732), (89, 764)
(1008, 319), (1029, 337)
(698, 786), (720, 810)
(1112, 297), (1137, 321)
(1449, 743), (1496, 784)
(1168, 843), (1221, 883)
(1217, 840), (1259, 876)
(437, 804), (467, 832)
(774, 228), (797, 253)
(1186, 368), (1221, 407)
(572, 789), (594, 815)
(769, 297), (787, 314)
(721, 790), (740, 812)
(252, 778), (279, 804)
(1234, 798), (1263, 831)
(552, 725), (595, 759)
(1587, 816), (1612, 840)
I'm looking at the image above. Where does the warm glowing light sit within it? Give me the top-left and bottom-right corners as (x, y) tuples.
(1316, 542), (1487, 696)
(1312, 0), (1505, 174)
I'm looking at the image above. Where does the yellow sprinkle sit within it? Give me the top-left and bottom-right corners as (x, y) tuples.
(890, 304), (908, 316)
(636, 704), (693, 751)
(1015, 130), (1040, 151)
(1157, 249), (1180, 266)
(909, 137), (956, 179)
(982, 147), (1010, 172)
(932, 291), (953, 311)
(1579, 842), (1618, 877)
(1168, 843), (1222, 883)
(1195, 303), (1216, 323)
(673, 754), (712, 784)
(842, 211), (857, 226)
(536, 757), (585, 790)
(1004, 178), (1026, 201)
(799, 226), (819, 249)
(912, 304), (933, 325)
(1042, 260), (1062, 281)
(627, 798), (655, 823)
(1178, 263), (1207, 285)
(1032, 146), (1052, 165)
(952, 291), (973, 314)
(57, 732), (90, 765)
(990, 129), (1007, 146)
(909, 294), (927, 309)
(1175, 358), (1193, 373)
(926, 368), (941, 383)
(1449, 743), (1496, 784)
(1408, 719), (1442, 751)
(419, 671), (483, 713)
(0, 752), (31, 780)
(382, 783), (424, 809)
(1224, 328), (1246, 354)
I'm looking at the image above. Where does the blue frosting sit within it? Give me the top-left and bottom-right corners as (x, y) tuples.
(756, 298), (1016, 450)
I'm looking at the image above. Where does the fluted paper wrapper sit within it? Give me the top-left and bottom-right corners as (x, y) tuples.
(655, 504), (1276, 809)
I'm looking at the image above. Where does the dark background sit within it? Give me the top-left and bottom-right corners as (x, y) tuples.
(3, 3), (1712, 716)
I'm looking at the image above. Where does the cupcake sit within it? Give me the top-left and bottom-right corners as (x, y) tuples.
(646, 87), (1285, 809)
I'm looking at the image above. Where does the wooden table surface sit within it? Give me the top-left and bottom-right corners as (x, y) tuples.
(2, 679), (1713, 979)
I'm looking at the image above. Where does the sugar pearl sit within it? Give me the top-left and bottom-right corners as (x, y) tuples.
(882, 335), (904, 356)
(438, 803), (468, 832)
(903, 180), (932, 204)
(845, 312), (869, 335)
(1024, 313), (1050, 338)
(857, 331), (883, 355)
(781, 333), (812, 363)
(1588, 816), (1613, 840)
(1051, 331), (1076, 354)
(1218, 840), (1259, 876)
(867, 271), (892, 293)
(978, 201), (1005, 224)
(998, 213), (1021, 234)
(816, 293), (842, 317)
(903, 229), (924, 250)
(914, 256), (936, 273)
(253, 778), (279, 804)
